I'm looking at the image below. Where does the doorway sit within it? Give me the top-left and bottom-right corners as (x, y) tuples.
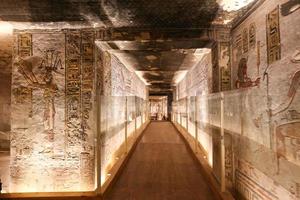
(149, 96), (168, 121)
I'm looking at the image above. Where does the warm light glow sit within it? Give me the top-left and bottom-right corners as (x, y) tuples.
(0, 21), (13, 35)
(218, 0), (256, 11)
(223, 19), (233, 24)
(173, 71), (188, 85)
(135, 71), (151, 85)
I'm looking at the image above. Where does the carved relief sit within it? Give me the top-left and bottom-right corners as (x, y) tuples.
(13, 33), (33, 119)
(14, 50), (62, 141)
(235, 58), (260, 89)
(225, 133), (233, 190)
(291, 49), (300, 63)
(249, 23), (256, 49)
(66, 30), (82, 150)
(271, 71), (300, 116)
(212, 43), (219, 92)
(81, 30), (94, 139)
(220, 43), (231, 91)
(65, 30), (95, 189)
(221, 67), (231, 91)
(18, 34), (32, 57)
(233, 33), (243, 63)
(80, 152), (94, 190)
(271, 70), (300, 167)
(236, 170), (278, 200)
(242, 28), (249, 53)
(267, 6), (281, 64)
(257, 41), (261, 76)
(236, 159), (297, 200)
(276, 122), (300, 166)
(12, 86), (32, 104)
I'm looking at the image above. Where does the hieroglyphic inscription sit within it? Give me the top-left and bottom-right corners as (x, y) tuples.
(249, 23), (256, 49)
(225, 133), (233, 189)
(18, 34), (32, 57)
(81, 30), (94, 140)
(267, 6), (281, 64)
(242, 28), (249, 53)
(66, 30), (82, 151)
(219, 43), (231, 91)
(221, 67), (231, 91)
(212, 43), (219, 92)
(234, 33), (243, 59)
(66, 30), (95, 189)
(257, 41), (261, 76)
(16, 33), (33, 112)
(236, 170), (278, 200)
(12, 86), (32, 104)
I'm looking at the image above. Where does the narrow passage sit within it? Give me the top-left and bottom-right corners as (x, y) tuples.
(105, 121), (216, 200)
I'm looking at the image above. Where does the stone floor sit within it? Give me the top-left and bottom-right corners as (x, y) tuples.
(104, 121), (216, 200)
(1, 122), (216, 200)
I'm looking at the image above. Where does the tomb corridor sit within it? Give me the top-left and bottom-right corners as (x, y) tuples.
(0, 0), (300, 199)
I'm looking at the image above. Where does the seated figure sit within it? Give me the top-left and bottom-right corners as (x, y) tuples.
(235, 58), (260, 89)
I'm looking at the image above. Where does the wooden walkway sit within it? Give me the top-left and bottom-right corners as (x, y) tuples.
(104, 121), (216, 200)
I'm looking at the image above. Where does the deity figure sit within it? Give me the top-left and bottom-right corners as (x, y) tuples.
(235, 58), (260, 89)
(14, 50), (62, 141)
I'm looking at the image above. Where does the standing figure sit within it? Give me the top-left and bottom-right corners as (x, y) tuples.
(42, 70), (58, 141)
(14, 50), (62, 141)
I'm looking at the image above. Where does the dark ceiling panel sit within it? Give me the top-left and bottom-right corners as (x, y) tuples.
(0, 0), (219, 28)
(107, 39), (210, 94)
(105, 40), (208, 51)
(101, 0), (219, 28)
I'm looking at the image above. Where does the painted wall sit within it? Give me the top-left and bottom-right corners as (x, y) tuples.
(111, 55), (147, 99)
(176, 50), (213, 100)
(98, 49), (147, 100)
(174, 0), (300, 199)
(230, 0), (300, 199)
(95, 44), (148, 185)
(10, 29), (97, 192)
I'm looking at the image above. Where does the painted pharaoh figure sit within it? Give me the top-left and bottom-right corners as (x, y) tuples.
(235, 58), (260, 89)
(14, 50), (62, 141)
